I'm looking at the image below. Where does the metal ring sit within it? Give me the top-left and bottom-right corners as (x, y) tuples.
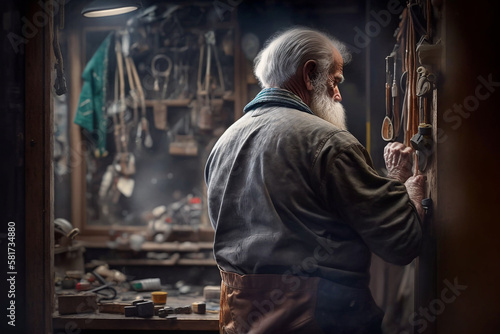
(426, 72), (437, 83)
(151, 54), (172, 77)
(417, 66), (428, 75)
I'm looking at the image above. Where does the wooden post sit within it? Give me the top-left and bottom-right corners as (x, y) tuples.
(68, 28), (86, 233)
(24, 0), (54, 333)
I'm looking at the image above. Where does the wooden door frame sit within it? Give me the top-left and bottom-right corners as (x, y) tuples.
(25, 0), (54, 333)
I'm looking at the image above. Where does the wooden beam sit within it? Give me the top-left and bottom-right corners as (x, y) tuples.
(24, 0), (54, 333)
(68, 28), (87, 233)
(53, 312), (219, 331)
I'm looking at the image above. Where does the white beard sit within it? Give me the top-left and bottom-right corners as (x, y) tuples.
(310, 84), (347, 131)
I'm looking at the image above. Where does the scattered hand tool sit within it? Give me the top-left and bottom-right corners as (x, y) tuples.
(88, 271), (118, 301)
(192, 301), (206, 314)
(136, 301), (155, 318)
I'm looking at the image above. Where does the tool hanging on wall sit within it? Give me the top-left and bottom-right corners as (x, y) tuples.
(381, 55), (394, 141)
(124, 45), (139, 136)
(410, 65), (435, 172)
(152, 54), (173, 99)
(381, 47), (402, 142)
(169, 113), (198, 156)
(151, 54), (172, 130)
(198, 31), (225, 95)
(168, 57), (198, 154)
(127, 55), (153, 149)
(392, 47), (401, 140)
(408, 0), (437, 173)
(170, 58), (190, 100)
(106, 39), (137, 201)
(384, 0), (436, 151)
(196, 30), (225, 132)
(405, 3), (418, 147)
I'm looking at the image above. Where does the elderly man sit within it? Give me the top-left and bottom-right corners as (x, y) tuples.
(205, 27), (425, 334)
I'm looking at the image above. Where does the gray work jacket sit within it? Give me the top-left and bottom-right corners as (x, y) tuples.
(205, 106), (422, 289)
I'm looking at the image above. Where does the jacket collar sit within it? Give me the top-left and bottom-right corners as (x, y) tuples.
(243, 88), (314, 115)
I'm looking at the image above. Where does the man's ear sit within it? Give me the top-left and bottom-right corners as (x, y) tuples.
(302, 60), (317, 91)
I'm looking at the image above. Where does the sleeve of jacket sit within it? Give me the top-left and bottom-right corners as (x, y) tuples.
(320, 142), (423, 265)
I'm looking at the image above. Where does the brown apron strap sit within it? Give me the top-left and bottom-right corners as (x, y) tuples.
(220, 269), (320, 291)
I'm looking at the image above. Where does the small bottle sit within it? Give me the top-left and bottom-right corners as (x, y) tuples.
(130, 278), (161, 291)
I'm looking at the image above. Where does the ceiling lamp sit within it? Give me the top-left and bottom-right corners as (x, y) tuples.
(82, 0), (142, 18)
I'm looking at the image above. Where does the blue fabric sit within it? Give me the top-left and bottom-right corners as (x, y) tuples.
(243, 88), (314, 115)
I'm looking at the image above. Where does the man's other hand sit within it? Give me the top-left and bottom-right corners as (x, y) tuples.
(405, 174), (426, 221)
(384, 142), (413, 183)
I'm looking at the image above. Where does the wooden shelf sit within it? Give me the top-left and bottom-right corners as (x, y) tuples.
(85, 255), (216, 267)
(83, 241), (216, 267)
(177, 258), (217, 266)
(145, 99), (193, 108)
(82, 241), (213, 252)
(144, 94), (235, 108)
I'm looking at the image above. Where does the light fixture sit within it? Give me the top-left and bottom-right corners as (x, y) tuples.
(82, 0), (142, 18)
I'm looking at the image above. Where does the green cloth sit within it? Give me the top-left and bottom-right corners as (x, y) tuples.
(74, 33), (113, 157)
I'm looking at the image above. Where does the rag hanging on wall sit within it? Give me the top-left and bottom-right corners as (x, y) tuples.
(74, 32), (113, 157)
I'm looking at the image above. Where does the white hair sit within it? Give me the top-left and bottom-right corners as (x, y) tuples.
(310, 69), (347, 130)
(254, 27), (351, 88)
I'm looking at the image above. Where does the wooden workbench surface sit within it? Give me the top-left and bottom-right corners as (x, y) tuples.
(53, 312), (219, 331)
(53, 294), (219, 331)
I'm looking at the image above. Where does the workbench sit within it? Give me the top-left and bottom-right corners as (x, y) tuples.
(53, 294), (219, 332)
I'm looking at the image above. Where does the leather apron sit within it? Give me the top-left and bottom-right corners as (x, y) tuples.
(219, 270), (383, 334)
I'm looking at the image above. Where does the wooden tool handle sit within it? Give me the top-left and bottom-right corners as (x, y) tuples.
(392, 82), (400, 138)
(386, 83), (391, 117)
(115, 40), (125, 100)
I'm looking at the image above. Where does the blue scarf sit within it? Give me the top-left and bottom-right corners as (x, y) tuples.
(243, 88), (314, 115)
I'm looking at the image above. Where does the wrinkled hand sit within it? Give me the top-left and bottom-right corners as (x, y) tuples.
(405, 174), (426, 221)
(384, 142), (413, 183)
